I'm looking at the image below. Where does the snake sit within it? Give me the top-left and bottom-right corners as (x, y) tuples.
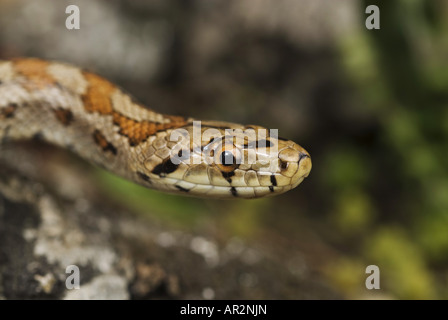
(0, 58), (311, 199)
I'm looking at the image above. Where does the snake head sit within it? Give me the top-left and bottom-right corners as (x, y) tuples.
(139, 121), (311, 199)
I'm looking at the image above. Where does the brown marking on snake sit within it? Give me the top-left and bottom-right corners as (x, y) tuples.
(0, 103), (17, 119)
(13, 58), (56, 90)
(270, 174), (277, 186)
(269, 186), (274, 192)
(175, 185), (190, 193)
(152, 158), (179, 176)
(230, 186), (237, 197)
(53, 107), (74, 126)
(221, 170), (234, 183)
(81, 72), (115, 114)
(112, 113), (187, 146)
(93, 129), (117, 155)
(137, 171), (151, 184)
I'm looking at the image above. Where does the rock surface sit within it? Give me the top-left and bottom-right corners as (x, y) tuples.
(0, 145), (339, 300)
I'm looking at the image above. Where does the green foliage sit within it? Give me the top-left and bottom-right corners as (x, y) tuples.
(95, 169), (207, 228)
(365, 227), (436, 299)
(331, 189), (375, 236)
(320, 146), (370, 190)
(325, 258), (366, 298)
(328, 0), (448, 299)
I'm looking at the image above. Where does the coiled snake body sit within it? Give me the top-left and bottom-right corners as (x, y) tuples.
(0, 58), (311, 199)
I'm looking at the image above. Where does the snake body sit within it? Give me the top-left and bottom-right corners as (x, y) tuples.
(0, 58), (311, 199)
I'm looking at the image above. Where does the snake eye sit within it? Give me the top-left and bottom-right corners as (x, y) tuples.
(216, 146), (241, 172)
(220, 151), (235, 166)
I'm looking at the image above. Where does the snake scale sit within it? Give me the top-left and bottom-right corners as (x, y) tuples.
(0, 58), (311, 199)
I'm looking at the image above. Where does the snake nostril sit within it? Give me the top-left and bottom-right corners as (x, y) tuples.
(280, 160), (288, 170)
(298, 152), (309, 163)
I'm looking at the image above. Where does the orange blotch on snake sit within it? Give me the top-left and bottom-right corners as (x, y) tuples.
(53, 107), (74, 126)
(81, 71), (188, 146)
(13, 58), (56, 90)
(93, 129), (117, 155)
(112, 113), (187, 146)
(81, 72), (116, 114)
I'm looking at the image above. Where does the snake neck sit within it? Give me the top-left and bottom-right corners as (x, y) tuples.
(0, 58), (187, 180)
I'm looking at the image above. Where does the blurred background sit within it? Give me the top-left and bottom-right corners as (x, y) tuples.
(0, 0), (447, 299)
